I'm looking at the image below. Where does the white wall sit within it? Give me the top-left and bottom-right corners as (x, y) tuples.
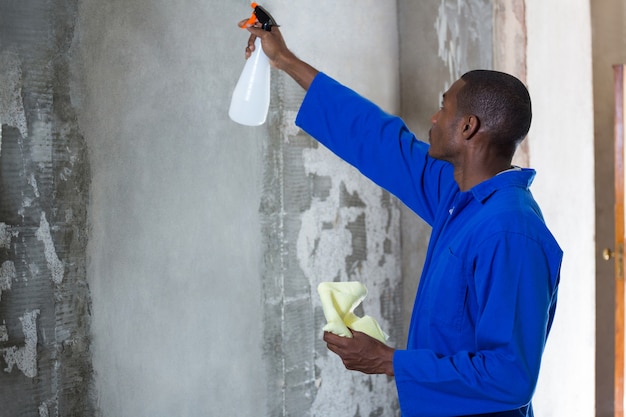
(526, 1), (596, 416)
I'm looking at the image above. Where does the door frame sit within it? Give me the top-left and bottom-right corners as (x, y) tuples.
(614, 63), (625, 417)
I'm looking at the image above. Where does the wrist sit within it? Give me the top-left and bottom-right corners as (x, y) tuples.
(274, 50), (299, 72)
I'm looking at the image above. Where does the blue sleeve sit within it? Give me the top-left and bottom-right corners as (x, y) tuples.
(393, 232), (561, 417)
(295, 72), (454, 225)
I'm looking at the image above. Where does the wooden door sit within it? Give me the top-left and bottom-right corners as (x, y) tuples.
(613, 63), (625, 417)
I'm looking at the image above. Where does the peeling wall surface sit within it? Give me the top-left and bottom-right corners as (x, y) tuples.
(0, 0), (94, 415)
(74, 0), (404, 416)
(260, 2), (403, 416)
(0, 0), (598, 416)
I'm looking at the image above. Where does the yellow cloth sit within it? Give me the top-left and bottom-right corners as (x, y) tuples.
(317, 281), (389, 344)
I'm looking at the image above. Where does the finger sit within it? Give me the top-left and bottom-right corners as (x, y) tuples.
(246, 24), (266, 38)
(350, 330), (372, 341)
(350, 329), (381, 344)
(342, 359), (358, 371)
(244, 33), (257, 58)
(325, 341), (342, 356)
(323, 331), (349, 345)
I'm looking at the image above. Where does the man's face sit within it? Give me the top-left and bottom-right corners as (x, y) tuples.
(428, 79), (465, 162)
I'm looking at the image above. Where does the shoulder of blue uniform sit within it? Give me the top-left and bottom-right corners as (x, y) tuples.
(470, 168), (536, 203)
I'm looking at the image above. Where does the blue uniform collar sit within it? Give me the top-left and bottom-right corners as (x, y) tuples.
(469, 168), (536, 203)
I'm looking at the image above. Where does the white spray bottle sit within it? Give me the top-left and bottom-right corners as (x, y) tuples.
(229, 3), (279, 126)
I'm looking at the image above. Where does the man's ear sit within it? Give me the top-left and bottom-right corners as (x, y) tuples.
(461, 115), (480, 140)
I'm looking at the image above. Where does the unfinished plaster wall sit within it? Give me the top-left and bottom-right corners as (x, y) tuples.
(494, 0), (529, 168)
(0, 0), (94, 415)
(258, 2), (403, 415)
(73, 1), (268, 416)
(74, 0), (403, 416)
(1, 0), (598, 415)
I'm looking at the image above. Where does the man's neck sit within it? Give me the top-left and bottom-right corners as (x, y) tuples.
(453, 162), (514, 191)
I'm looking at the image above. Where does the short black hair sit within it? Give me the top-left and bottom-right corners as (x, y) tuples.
(457, 70), (532, 150)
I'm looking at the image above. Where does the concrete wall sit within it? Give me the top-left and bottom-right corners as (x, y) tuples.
(0, 1), (94, 415)
(0, 0), (599, 416)
(73, 1), (269, 416)
(75, 1), (402, 417)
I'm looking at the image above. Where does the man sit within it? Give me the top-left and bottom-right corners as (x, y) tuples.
(241, 21), (562, 417)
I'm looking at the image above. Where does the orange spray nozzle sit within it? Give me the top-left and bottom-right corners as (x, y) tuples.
(238, 2), (279, 31)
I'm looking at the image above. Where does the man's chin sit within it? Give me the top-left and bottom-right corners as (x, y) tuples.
(427, 148), (444, 161)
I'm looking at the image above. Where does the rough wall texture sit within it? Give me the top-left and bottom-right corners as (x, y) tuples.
(398, 0), (492, 132)
(260, 83), (402, 417)
(74, 0), (403, 415)
(0, 0), (94, 415)
(6, 0), (590, 416)
(494, 0), (529, 167)
(73, 1), (268, 415)
(253, 1), (404, 416)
